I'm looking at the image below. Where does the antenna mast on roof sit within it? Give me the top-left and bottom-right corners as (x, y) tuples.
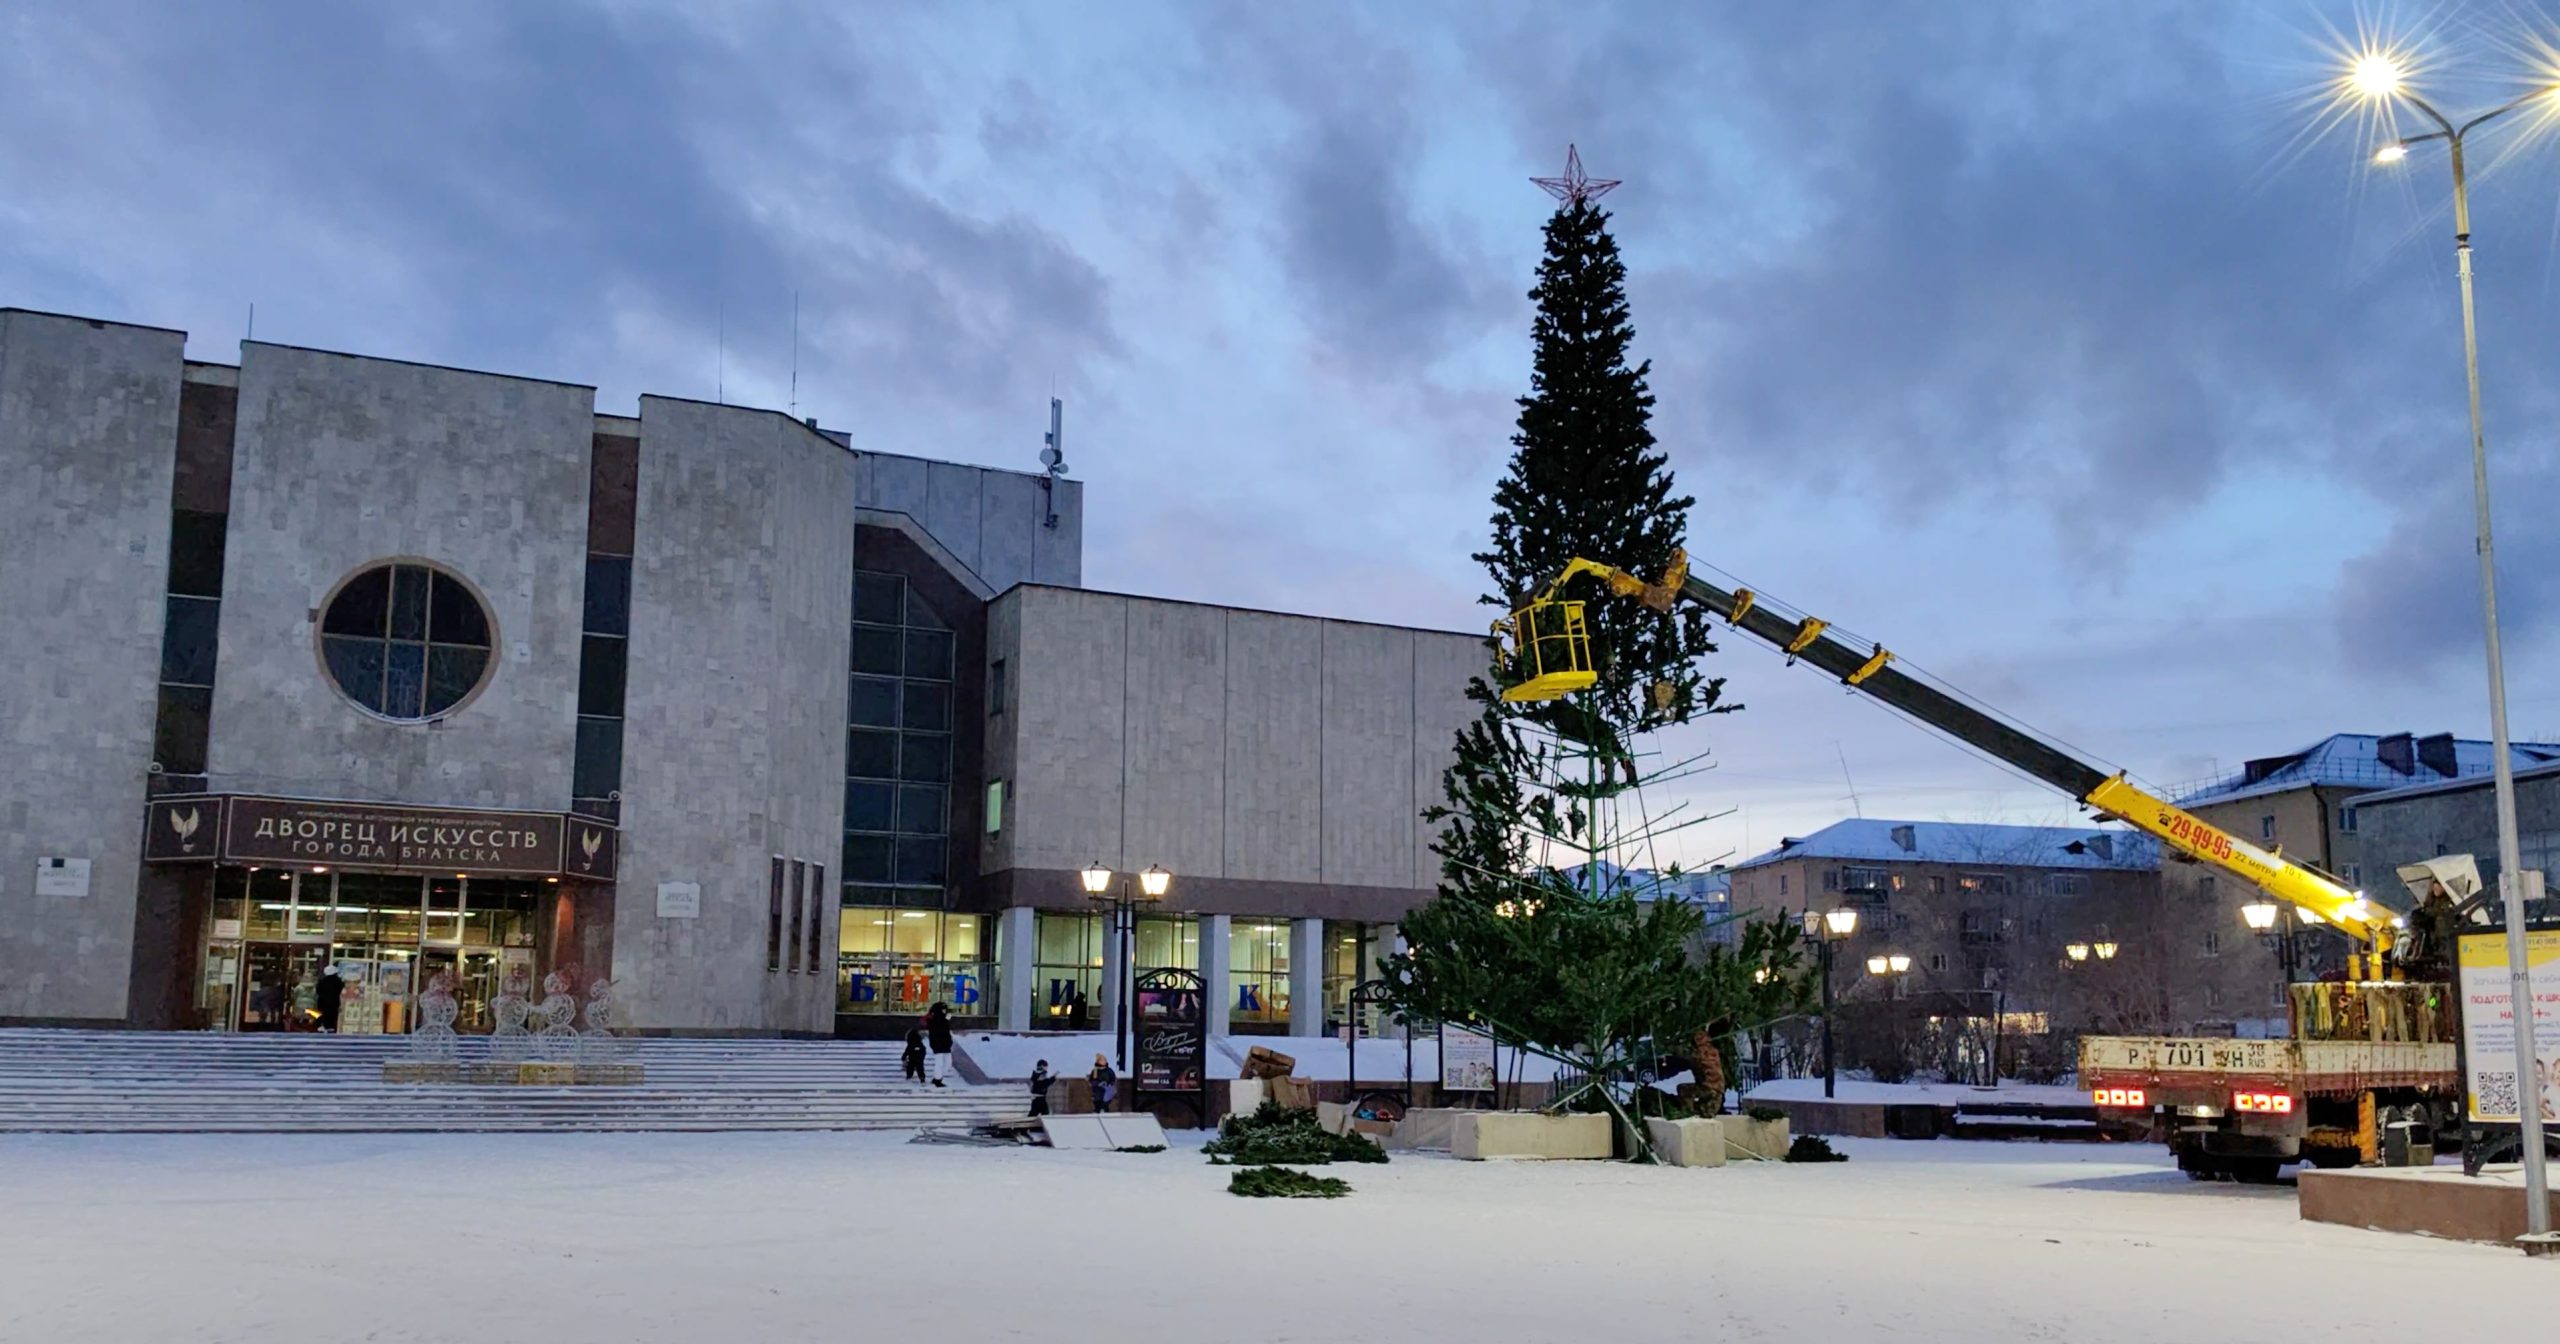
(1836, 742), (1864, 819)
(788, 289), (800, 417)
(1039, 396), (1067, 529)
(716, 300), (726, 406)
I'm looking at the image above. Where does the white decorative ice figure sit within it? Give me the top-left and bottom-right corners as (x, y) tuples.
(579, 978), (623, 1064)
(488, 964), (534, 1063)
(531, 966), (582, 1062)
(408, 971), (460, 1063)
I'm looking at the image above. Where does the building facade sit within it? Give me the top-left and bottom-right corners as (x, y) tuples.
(2168, 731), (2560, 988)
(2346, 759), (2560, 919)
(0, 307), (1474, 1038)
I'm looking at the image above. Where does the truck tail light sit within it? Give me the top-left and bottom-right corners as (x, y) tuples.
(2232, 1091), (2294, 1114)
(2092, 1087), (2147, 1108)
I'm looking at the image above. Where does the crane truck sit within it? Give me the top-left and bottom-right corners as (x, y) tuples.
(1502, 551), (2460, 1181)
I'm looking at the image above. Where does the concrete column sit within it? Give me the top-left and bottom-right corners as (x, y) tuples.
(997, 905), (1036, 1031)
(1099, 908), (1127, 1045)
(1288, 916), (1327, 1038)
(1201, 913), (1233, 1037)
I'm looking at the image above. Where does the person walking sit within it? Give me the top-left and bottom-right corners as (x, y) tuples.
(901, 1018), (927, 1084)
(1029, 1060), (1053, 1117)
(315, 964), (346, 1034)
(1087, 1052), (1117, 1111)
(1066, 985), (1090, 1033)
(924, 1001), (954, 1088)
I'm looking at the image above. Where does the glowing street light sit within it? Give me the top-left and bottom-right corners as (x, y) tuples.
(2349, 51), (2406, 98)
(2337, 40), (2556, 1242)
(2093, 941), (2119, 961)
(2066, 942), (2091, 963)
(2240, 900), (2279, 931)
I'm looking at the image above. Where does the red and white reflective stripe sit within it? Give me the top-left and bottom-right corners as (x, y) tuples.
(2091, 1087), (2148, 1108)
(2231, 1091), (2294, 1114)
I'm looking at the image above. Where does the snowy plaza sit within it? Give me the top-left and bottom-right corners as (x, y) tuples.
(1, 1132), (2547, 1344)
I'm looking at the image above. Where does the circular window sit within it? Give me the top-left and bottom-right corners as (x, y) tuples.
(316, 562), (496, 721)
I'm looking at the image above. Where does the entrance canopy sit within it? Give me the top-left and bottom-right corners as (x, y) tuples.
(144, 794), (616, 882)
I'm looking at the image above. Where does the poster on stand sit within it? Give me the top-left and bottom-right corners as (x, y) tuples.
(2456, 928), (2560, 1124)
(1440, 1024), (1497, 1092)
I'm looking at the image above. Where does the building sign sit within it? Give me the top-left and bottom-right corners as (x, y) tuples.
(656, 881), (701, 918)
(2457, 929), (2560, 1125)
(144, 797), (218, 861)
(141, 795), (615, 881)
(33, 857), (91, 898)
(1440, 1024), (1497, 1092)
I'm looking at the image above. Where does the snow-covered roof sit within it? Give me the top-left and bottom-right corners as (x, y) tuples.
(1731, 819), (2159, 873)
(2347, 754), (2560, 809)
(2173, 732), (2560, 808)
(1557, 860), (1731, 903)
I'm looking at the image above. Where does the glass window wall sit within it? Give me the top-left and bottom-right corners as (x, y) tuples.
(838, 909), (988, 1016)
(1229, 919), (1293, 1028)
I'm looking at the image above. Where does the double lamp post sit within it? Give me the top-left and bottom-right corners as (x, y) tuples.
(1080, 861), (1171, 1073)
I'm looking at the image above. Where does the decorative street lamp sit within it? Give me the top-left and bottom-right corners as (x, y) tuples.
(1082, 861), (1172, 1074)
(1803, 907), (1860, 1099)
(2348, 44), (2557, 1237)
(2092, 941), (2118, 962)
(2065, 942), (2091, 963)
(2242, 899), (2302, 982)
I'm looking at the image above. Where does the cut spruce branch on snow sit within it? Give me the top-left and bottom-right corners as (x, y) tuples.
(1227, 1167), (1350, 1199)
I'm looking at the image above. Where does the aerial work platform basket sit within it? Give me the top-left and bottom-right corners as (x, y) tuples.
(1498, 598), (1595, 702)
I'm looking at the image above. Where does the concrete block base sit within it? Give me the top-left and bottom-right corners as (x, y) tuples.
(1646, 1117), (1729, 1167)
(1387, 1108), (1464, 1151)
(1453, 1111), (1612, 1161)
(2300, 1165), (2560, 1247)
(381, 1062), (461, 1084)
(1721, 1115), (1790, 1162)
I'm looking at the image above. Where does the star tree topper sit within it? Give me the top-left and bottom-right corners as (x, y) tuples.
(1531, 144), (1619, 207)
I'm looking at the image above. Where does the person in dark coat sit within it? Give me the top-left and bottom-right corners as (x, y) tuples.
(1066, 985), (1090, 1032)
(925, 1001), (954, 1088)
(1087, 1052), (1117, 1111)
(901, 1020), (927, 1083)
(1029, 1060), (1053, 1117)
(315, 965), (346, 1034)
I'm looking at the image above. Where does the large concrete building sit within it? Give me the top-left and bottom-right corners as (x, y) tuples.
(0, 307), (1477, 1038)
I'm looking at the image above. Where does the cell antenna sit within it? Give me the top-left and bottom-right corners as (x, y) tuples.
(1040, 397), (1066, 529)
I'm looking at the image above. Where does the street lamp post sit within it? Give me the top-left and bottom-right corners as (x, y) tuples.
(2241, 900), (2301, 982)
(2358, 51), (2554, 1240)
(1805, 907), (1860, 1099)
(1081, 861), (1172, 1074)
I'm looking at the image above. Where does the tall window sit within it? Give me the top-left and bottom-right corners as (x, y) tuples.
(767, 857), (784, 972)
(155, 507), (227, 778)
(1033, 912), (1104, 1024)
(1230, 920), (1292, 1027)
(574, 551), (631, 811)
(845, 571), (955, 902)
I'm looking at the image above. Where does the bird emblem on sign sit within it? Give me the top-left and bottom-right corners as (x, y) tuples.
(579, 827), (603, 870)
(169, 807), (201, 853)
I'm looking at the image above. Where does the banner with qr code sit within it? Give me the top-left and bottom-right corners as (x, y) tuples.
(2456, 929), (2560, 1124)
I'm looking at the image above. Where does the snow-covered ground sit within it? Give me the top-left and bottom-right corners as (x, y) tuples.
(959, 1029), (1569, 1082)
(1, 1132), (2543, 1343)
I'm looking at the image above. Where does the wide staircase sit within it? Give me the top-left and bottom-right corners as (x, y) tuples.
(0, 1029), (1025, 1133)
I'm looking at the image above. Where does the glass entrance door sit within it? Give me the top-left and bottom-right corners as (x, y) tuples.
(239, 943), (330, 1031)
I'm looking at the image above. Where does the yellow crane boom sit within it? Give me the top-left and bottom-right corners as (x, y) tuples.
(1503, 551), (2395, 959)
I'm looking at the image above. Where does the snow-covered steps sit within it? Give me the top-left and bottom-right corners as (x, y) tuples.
(0, 1029), (1024, 1133)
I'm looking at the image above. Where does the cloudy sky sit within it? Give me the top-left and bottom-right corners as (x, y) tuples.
(6, 1), (2557, 866)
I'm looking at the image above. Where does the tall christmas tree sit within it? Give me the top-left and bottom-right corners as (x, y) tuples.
(1389, 149), (1808, 1152)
